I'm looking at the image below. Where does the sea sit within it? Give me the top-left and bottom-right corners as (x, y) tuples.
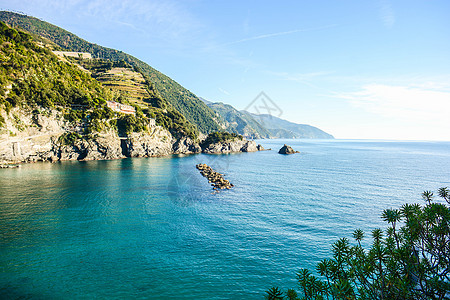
(1, 139), (449, 299)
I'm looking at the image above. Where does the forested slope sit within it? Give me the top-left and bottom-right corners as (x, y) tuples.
(0, 11), (222, 134)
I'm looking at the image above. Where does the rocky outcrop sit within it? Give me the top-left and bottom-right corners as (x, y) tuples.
(196, 163), (234, 190)
(58, 131), (123, 161)
(0, 108), (64, 163)
(278, 144), (300, 154)
(122, 129), (173, 158)
(202, 140), (264, 154)
(0, 108), (264, 164)
(172, 136), (201, 154)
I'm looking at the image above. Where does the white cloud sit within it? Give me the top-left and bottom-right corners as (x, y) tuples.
(270, 71), (334, 88)
(82, 0), (201, 39)
(337, 84), (450, 140)
(379, 0), (395, 28)
(218, 87), (230, 96)
(6, 0), (202, 43)
(220, 24), (337, 47)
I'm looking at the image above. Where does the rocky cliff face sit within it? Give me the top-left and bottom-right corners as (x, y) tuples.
(0, 108), (64, 163)
(172, 136), (202, 154)
(0, 109), (262, 164)
(0, 108), (174, 163)
(202, 140), (264, 154)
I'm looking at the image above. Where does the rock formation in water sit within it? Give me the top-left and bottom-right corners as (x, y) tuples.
(196, 163), (234, 190)
(278, 144), (300, 154)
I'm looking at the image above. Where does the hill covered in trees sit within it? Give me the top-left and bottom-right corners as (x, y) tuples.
(0, 21), (196, 139)
(203, 99), (334, 139)
(0, 11), (222, 134)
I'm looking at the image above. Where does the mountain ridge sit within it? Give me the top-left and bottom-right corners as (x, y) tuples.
(202, 98), (334, 139)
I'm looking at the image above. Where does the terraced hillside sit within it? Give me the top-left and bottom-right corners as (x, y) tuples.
(95, 68), (149, 104)
(0, 11), (223, 134)
(0, 22), (197, 139)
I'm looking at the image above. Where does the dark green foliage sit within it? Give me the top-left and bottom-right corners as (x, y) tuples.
(200, 131), (243, 148)
(0, 21), (113, 111)
(267, 188), (450, 300)
(0, 11), (222, 134)
(58, 131), (81, 145)
(0, 21), (195, 139)
(266, 287), (285, 300)
(116, 114), (147, 136)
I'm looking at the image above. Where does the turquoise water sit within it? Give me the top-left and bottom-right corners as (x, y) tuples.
(1, 139), (449, 299)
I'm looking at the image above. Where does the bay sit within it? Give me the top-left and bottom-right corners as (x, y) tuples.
(1, 139), (449, 299)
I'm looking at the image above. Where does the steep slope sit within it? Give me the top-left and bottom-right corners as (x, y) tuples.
(0, 21), (197, 139)
(203, 97), (334, 139)
(0, 11), (222, 134)
(0, 21), (204, 163)
(206, 102), (271, 139)
(250, 113), (334, 139)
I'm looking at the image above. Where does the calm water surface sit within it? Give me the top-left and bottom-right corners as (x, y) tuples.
(1, 139), (449, 299)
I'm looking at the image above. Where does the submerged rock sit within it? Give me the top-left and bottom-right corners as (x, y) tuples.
(278, 144), (300, 154)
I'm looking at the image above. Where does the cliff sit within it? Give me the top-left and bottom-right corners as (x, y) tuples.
(0, 108), (262, 164)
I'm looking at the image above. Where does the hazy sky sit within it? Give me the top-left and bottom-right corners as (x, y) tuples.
(2, 0), (450, 140)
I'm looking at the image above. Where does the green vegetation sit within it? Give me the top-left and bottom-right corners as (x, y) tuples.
(0, 11), (222, 134)
(0, 20), (197, 139)
(58, 131), (82, 145)
(207, 101), (272, 139)
(266, 188), (450, 300)
(201, 131), (243, 148)
(0, 21), (112, 111)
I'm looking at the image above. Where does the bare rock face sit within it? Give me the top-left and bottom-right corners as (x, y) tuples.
(77, 131), (123, 161)
(202, 140), (264, 154)
(172, 137), (201, 154)
(0, 108), (265, 165)
(122, 129), (173, 157)
(278, 144), (300, 154)
(0, 108), (65, 163)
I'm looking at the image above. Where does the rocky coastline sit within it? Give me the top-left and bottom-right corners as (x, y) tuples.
(0, 108), (264, 165)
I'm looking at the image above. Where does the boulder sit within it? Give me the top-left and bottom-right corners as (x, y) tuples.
(278, 144), (300, 154)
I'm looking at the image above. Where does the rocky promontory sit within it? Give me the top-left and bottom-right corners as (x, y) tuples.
(202, 140), (264, 154)
(278, 144), (300, 154)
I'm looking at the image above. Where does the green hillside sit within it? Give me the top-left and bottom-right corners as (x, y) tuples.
(250, 113), (334, 139)
(0, 11), (222, 134)
(206, 102), (271, 139)
(203, 98), (334, 139)
(0, 22), (196, 139)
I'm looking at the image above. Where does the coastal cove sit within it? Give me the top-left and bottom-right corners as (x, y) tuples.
(1, 139), (450, 299)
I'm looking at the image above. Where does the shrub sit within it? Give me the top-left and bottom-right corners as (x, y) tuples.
(266, 188), (450, 300)
(201, 131), (243, 148)
(58, 132), (82, 145)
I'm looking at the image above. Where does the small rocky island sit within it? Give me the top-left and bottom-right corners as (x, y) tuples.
(196, 164), (234, 190)
(278, 144), (300, 154)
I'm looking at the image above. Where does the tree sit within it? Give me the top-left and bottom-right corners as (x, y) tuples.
(266, 188), (450, 300)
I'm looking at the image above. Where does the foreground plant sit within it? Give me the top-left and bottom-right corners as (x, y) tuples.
(266, 188), (450, 300)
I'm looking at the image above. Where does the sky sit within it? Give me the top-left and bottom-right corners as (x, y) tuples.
(1, 0), (450, 140)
